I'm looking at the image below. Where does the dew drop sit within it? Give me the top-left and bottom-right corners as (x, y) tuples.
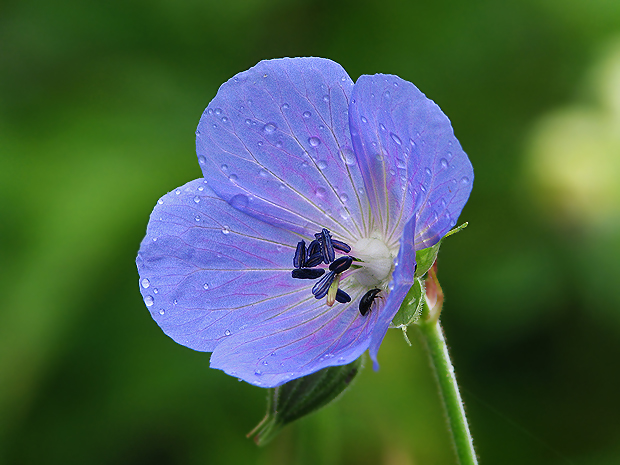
(214, 108), (222, 115)
(198, 155), (206, 165)
(318, 125), (325, 130)
(194, 215), (200, 222)
(341, 149), (356, 165)
(144, 295), (154, 307)
(281, 103), (289, 110)
(159, 309), (165, 315)
(425, 167), (432, 177)
(461, 176), (470, 185)
(141, 278), (150, 289)
(323, 95), (329, 102)
(361, 116), (368, 123)
(384, 90), (391, 99)
(153, 288), (158, 294)
(221, 116), (228, 123)
(203, 283), (209, 290)
(340, 193), (349, 202)
(303, 111), (311, 118)
(230, 194), (248, 210)
(259, 169), (269, 178)
(173, 299), (178, 305)
(390, 133), (402, 145)
(440, 158), (448, 169)
(254, 369), (262, 376)
(175, 189), (181, 195)
(222, 226), (230, 235)
(228, 174), (238, 182)
(263, 123), (277, 134)
(157, 198), (164, 205)
(221, 164), (228, 171)
(308, 136), (321, 147)
(396, 158), (406, 169)
(207, 108), (213, 115)
(318, 160), (328, 169)
(315, 187), (327, 199)
(197, 185), (204, 192)
(257, 140), (263, 146)
(379, 123), (386, 131)
(193, 195), (200, 204)
(275, 140), (283, 148)
(245, 118), (252, 125)
(225, 329), (231, 336)
(262, 360), (268, 366)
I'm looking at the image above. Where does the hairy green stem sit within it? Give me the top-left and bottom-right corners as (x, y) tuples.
(416, 320), (478, 465)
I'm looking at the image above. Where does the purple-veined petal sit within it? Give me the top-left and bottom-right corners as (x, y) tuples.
(349, 74), (473, 249)
(137, 178), (316, 353)
(368, 215), (417, 369)
(196, 57), (369, 244)
(210, 283), (378, 387)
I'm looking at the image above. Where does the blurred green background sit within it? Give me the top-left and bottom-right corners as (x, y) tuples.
(2, 0), (620, 463)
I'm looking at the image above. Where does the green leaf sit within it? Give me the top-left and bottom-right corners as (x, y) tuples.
(249, 357), (363, 446)
(391, 277), (424, 328)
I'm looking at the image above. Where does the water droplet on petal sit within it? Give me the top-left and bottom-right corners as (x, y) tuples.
(221, 164), (228, 171)
(257, 141), (263, 146)
(214, 108), (222, 115)
(144, 295), (154, 307)
(175, 189), (181, 195)
(341, 149), (356, 165)
(259, 169), (268, 177)
(340, 193), (349, 202)
(461, 176), (470, 185)
(425, 167), (432, 177)
(141, 278), (150, 289)
(323, 95), (329, 102)
(281, 103), (289, 110)
(207, 108), (213, 115)
(229, 174), (238, 182)
(221, 116), (228, 123)
(245, 118), (252, 125)
(379, 123), (386, 131)
(193, 196), (200, 204)
(308, 137), (321, 147)
(221, 226), (231, 235)
(361, 116), (368, 123)
(195, 215), (200, 222)
(173, 299), (178, 305)
(390, 133), (402, 145)
(318, 160), (327, 169)
(315, 187), (327, 199)
(225, 329), (231, 336)
(263, 123), (277, 134)
(157, 199), (164, 205)
(153, 288), (158, 294)
(396, 158), (406, 169)
(203, 283), (209, 290)
(254, 369), (262, 376)
(384, 90), (391, 99)
(440, 158), (448, 169)
(230, 194), (248, 210)
(303, 111), (311, 118)
(198, 155), (206, 164)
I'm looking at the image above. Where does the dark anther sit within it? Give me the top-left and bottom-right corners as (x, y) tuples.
(320, 228), (335, 263)
(332, 239), (352, 253)
(305, 252), (324, 268)
(307, 239), (321, 258)
(293, 241), (306, 268)
(359, 288), (382, 316)
(329, 256), (353, 273)
(335, 289), (351, 303)
(312, 270), (336, 299)
(292, 268), (325, 279)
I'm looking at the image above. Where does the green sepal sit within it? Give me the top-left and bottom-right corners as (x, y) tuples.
(249, 357), (363, 446)
(391, 277), (424, 328)
(414, 222), (468, 278)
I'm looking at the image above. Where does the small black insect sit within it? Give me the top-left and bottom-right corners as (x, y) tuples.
(359, 288), (382, 316)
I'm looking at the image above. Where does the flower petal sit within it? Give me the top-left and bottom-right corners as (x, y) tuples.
(368, 215), (417, 369)
(137, 178), (314, 353)
(196, 57), (369, 244)
(349, 74), (473, 249)
(210, 284), (377, 387)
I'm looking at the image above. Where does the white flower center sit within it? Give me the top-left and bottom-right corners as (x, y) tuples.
(352, 234), (396, 288)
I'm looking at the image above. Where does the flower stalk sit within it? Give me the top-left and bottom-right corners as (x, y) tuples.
(414, 264), (478, 465)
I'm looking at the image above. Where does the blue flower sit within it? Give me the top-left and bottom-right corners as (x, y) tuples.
(136, 58), (473, 387)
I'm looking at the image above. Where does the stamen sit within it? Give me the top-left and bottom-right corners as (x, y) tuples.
(332, 239), (351, 253)
(326, 274), (341, 306)
(320, 228), (335, 264)
(329, 256), (353, 273)
(305, 252), (324, 268)
(335, 289), (351, 303)
(293, 240), (306, 268)
(307, 239), (321, 258)
(292, 268), (325, 279)
(312, 270), (336, 299)
(359, 288), (382, 316)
